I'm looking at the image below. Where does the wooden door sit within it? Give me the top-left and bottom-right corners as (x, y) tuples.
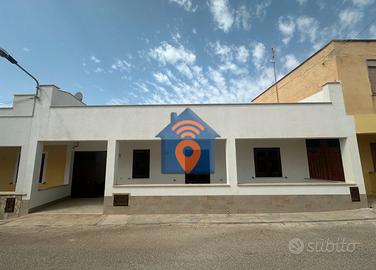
(306, 139), (345, 181)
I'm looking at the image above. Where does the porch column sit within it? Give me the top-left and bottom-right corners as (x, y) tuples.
(340, 135), (366, 194)
(225, 138), (238, 187)
(104, 139), (119, 197)
(18, 141), (43, 210)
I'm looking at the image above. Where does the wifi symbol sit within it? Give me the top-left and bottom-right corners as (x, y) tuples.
(171, 120), (205, 139)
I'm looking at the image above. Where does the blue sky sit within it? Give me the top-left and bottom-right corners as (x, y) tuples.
(1, 0), (376, 105)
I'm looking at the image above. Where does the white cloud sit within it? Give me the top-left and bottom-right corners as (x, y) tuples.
(106, 97), (129, 105)
(255, 0), (272, 18)
(149, 42), (196, 65)
(236, 46), (249, 63)
(211, 42), (250, 67)
(209, 68), (227, 89)
(22, 47), (30, 52)
(94, 67), (104, 73)
(211, 41), (232, 62)
(153, 72), (171, 84)
(296, 16), (319, 43)
(111, 59), (133, 72)
(317, 1), (326, 9)
(297, 0), (308, 5)
(169, 0), (197, 12)
(219, 62), (247, 75)
(252, 42), (266, 69)
(278, 16), (296, 44)
(90, 55), (101, 64)
(134, 82), (150, 93)
(208, 0), (234, 33)
(351, 0), (374, 7)
(176, 63), (194, 79)
(192, 28), (197, 34)
(235, 5), (251, 31)
(339, 9), (363, 28)
(284, 54), (299, 70)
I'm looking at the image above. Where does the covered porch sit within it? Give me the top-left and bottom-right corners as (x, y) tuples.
(28, 141), (108, 213)
(104, 136), (361, 214)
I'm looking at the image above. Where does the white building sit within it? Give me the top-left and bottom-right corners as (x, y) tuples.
(0, 83), (368, 218)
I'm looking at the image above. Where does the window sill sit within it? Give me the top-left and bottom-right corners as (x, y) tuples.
(113, 183), (230, 188)
(238, 182), (355, 187)
(0, 191), (26, 196)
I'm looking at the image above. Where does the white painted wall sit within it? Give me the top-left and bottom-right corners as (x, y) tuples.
(0, 95), (35, 117)
(116, 139), (226, 184)
(0, 83), (367, 208)
(236, 139), (310, 184)
(299, 87), (331, 103)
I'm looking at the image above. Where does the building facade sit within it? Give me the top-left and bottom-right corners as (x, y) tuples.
(0, 83), (367, 218)
(253, 40), (376, 196)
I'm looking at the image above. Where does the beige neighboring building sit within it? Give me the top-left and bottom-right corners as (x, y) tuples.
(253, 40), (376, 196)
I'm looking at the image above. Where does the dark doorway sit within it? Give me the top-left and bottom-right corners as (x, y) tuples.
(71, 151), (107, 198)
(306, 139), (345, 181)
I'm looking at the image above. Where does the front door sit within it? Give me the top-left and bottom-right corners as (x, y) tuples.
(306, 139), (345, 181)
(71, 151), (107, 197)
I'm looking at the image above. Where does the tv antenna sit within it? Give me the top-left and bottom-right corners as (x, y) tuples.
(271, 47), (280, 103)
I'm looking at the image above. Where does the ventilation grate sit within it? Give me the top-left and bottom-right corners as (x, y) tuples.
(113, 194), (129, 206)
(5, 198), (16, 213)
(350, 187), (360, 202)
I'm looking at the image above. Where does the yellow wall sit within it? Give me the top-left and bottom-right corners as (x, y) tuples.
(39, 145), (67, 190)
(253, 41), (376, 130)
(253, 42), (338, 103)
(335, 42), (376, 115)
(357, 134), (376, 195)
(0, 147), (20, 192)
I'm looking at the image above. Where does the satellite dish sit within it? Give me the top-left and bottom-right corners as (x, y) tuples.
(74, 92), (83, 102)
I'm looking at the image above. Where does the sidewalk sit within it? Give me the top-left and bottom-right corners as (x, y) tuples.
(1, 208), (376, 227)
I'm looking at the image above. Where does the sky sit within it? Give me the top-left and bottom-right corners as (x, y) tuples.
(1, 0), (376, 106)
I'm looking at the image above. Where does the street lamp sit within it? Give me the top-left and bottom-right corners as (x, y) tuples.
(0, 47), (40, 97)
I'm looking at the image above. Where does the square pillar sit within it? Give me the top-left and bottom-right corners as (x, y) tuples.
(225, 138), (238, 187)
(340, 135), (366, 194)
(17, 141), (43, 210)
(104, 139), (119, 197)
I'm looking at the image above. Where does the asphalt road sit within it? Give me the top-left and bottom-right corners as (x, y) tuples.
(1, 221), (376, 269)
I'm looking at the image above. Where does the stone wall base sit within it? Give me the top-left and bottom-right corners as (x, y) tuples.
(0, 195), (28, 220)
(103, 194), (368, 215)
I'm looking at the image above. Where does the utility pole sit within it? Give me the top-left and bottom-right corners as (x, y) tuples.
(271, 47), (279, 103)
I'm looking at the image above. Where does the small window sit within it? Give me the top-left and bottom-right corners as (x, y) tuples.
(367, 65), (376, 95)
(39, 152), (47, 183)
(254, 148), (282, 177)
(132, 150), (150, 178)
